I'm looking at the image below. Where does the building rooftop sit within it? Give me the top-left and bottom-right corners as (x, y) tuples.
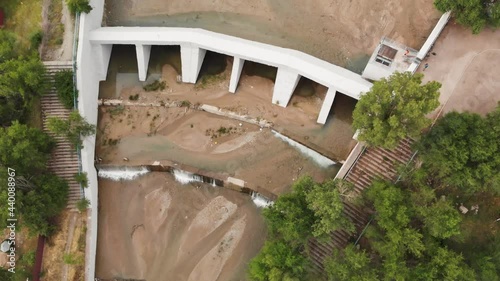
(362, 37), (419, 81)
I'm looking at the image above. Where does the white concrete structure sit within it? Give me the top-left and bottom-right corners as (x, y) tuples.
(88, 26), (373, 121)
(77, 1), (374, 280)
(362, 12), (452, 80)
(229, 57), (245, 93)
(362, 37), (419, 81)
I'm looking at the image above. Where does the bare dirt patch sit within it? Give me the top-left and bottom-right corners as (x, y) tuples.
(419, 23), (500, 118)
(96, 173), (266, 281)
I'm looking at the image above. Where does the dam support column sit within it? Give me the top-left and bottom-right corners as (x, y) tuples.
(272, 67), (300, 107)
(317, 88), (337, 124)
(95, 44), (113, 81)
(181, 44), (206, 84)
(229, 57), (245, 93)
(136, 44), (151, 82)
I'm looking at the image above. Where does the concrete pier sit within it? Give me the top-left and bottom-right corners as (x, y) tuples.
(229, 57), (245, 93)
(135, 44), (151, 81)
(180, 44), (206, 83)
(96, 44), (112, 80)
(272, 67), (300, 107)
(317, 88), (337, 124)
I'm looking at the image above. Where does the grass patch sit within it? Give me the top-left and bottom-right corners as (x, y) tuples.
(47, 0), (64, 48)
(143, 80), (166, 92)
(108, 105), (125, 117)
(195, 73), (226, 90)
(3, 0), (43, 51)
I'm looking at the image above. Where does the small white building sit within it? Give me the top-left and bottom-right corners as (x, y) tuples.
(362, 37), (419, 81)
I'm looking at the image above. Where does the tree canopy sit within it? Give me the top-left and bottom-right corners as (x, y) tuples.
(325, 245), (379, 281)
(66, 0), (93, 14)
(434, 0), (500, 34)
(18, 173), (68, 235)
(352, 72), (441, 149)
(0, 121), (55, 176)
(417, 109), (500, 194)
(249, 176), (356, 281)
(0, 34), (47, 126)
(325, 179), (474, 281)
(248, 240), (309, 281)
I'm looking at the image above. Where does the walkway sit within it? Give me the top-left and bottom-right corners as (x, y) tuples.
(308, 138), (415, 273)
(42, 61), (82, 209)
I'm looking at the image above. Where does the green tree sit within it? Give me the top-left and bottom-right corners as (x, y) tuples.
(54, 70), (76, 109)
(262, 177), (315, 244)
(66, 0), (93, 14)
(411, 247), (475, 280)
(47, 110), (96, 148)
(0, 54), (47, 102)
(0, 30), (17, 63)
(352, 72), (440, 149)
(0, 268), (12, 281)
(0, 92), (26, 127)
(434, 0), (500, 34)
(248, 240), (308, 281)
(418, 110), (500, 193)
(325, 245), (379, 281)
(305, 179), (355, 239)
(0, 121), (55, 176)
(18, 173), (68, 235)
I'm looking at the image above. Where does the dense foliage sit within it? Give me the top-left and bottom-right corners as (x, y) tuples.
(0, 121), (55, 176)
(54, 70), (76, 109)
(248, 241), (309, 281)
(352, 72), (440, 149)
(66, 0), (93, 14)
(0, 30), (47, 127)
(435, 0), (500, 33)
(418, 108), (500, 194)
(248, 177), (356, 281)
(18, 174), (69, 235)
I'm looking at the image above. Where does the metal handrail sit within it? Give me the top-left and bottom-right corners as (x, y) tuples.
(72, 12), (84, 199)
(343, 145), (367, 180)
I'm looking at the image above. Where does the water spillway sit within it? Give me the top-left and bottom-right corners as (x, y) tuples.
(97, 164), (274, 208)
(271, 130), (336, 168)
(250, 191), (274, 208)
(97, 166), (150, 181)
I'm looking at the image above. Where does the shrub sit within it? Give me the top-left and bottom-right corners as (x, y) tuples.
(76, 198), (90, 213)
(74, 172), (88, 188)
(29, 30), (43, 50)
(63, 253), (83, 265)
(180, 100), (191, 108)
(66, 0), (92, 14)
(143, 80), (166, 92)
(54, 70), (76, 109)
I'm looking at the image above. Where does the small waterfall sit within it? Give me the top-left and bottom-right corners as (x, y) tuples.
(251, 192), (274, 208)
(172, 168), (218, 186)
(98, 166), (150, 181)
(272, 130), (336, 168)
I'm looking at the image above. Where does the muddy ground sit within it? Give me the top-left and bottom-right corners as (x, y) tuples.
(104, 0), (440, 69)
(96, 173), (266, 281)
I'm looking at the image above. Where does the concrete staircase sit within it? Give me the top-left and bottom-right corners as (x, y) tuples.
(42, 61), (81, 209)
(308, 138), (415, 274)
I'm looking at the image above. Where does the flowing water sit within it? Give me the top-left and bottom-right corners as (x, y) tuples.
(97, 166), (151, 181)
(271, 130), (336, 168)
